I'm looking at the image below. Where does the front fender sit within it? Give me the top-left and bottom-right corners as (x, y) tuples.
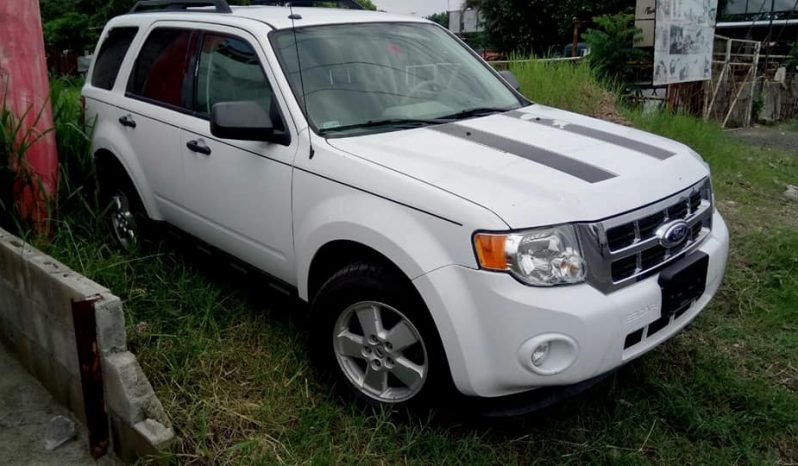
(293, 179), (473, 301)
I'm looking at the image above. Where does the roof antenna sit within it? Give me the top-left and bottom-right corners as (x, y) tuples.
(288, 3), (315, 159)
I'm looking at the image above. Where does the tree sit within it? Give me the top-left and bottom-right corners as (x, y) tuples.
(465, 0), (635, 55)
(583, 12), (648, 83)
(467, 0), (561, 55)
(354, 0), (377, 10)
(426, 11), (449, 27)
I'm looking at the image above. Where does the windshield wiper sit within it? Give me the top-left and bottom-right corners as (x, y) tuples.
(318, 117), (450, 135)
(438, 106), (516, 121)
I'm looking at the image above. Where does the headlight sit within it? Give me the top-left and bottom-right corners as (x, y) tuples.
(473, 225), (587, 286)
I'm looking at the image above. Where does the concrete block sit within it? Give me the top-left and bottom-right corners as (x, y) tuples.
(103, 352), (169, 427)
(0, 283), (25, 328)
(43, 272), (103, 326)
(0, 226), (173, 462)
(94, 296), (127, 354)
(133, 419), (175, 450)
(1, 244), (31, 302)
(47, 319), (79, 377)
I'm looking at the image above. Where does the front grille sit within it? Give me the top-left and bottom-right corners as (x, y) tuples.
(577, 178), (714, 293)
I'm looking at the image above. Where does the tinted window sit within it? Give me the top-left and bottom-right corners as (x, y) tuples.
(195, 34), (282, 130)
(128, 28), (197, 108)
(91, 28), (138, 90)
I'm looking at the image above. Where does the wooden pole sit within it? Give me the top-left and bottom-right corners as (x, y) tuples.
(0, 0), (58, 231)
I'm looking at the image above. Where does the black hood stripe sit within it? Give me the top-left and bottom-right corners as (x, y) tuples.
(430, 124), (616, 183)
(506, 110), (676, 160)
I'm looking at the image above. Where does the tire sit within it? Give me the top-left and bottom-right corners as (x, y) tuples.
(98, 167), (149, 252)
(310, 261), (455, 410)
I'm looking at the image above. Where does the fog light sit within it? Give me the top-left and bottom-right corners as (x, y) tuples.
(531, 342), (550, 366)
(518, 334), (579, 376)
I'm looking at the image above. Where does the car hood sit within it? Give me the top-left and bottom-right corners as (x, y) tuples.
(326, 105), (709, 228)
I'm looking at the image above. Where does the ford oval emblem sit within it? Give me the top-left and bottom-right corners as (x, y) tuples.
(656, 220), (690, 248)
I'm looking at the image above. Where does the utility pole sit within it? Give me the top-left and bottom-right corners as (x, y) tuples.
(0, 0), (58, 231)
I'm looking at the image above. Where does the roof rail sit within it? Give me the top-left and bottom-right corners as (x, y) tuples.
(129, 0), (233, 14)
(250, 0), (364, 9)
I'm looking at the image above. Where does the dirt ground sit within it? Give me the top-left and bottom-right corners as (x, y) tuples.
(0, 345), (118, 466)
(727, 125), (798, 153)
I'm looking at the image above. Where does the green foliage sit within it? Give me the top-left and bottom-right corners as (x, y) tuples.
(467, 0), (561, 55)
(0, 79), (56, 229)
(43, 12), (92, 52)
(49, 77), (95, 205)
(426, 11), (449, 27)
(583, 12), (648, 83)
(788, 40), (798, 66)
(557, 0), (635, 36)
(466, 0), (635, 55)
(354, 0), (377, 10)
(40, 0), (135, 51)
(39, 0), (377, 51)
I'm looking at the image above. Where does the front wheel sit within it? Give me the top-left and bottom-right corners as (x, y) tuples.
(311, 262), (454, 409)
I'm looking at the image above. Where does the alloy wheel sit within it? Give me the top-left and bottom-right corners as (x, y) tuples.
(110, 192), (138, 250)
(332, 301), (428, 403)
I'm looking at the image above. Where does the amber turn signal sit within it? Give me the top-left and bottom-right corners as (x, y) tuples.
(474, 233), (508, 271)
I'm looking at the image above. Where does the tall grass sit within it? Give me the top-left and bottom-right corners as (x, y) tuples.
(509, 59), (624, 122)
(0, 78), (58, 231)
(50, 76), (95, 212)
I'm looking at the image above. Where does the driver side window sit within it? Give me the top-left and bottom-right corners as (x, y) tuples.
(195, 33), (284, 131)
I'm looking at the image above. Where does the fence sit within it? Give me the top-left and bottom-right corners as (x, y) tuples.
(703, 35), (762, 127)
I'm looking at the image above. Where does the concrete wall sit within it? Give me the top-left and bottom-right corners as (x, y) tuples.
(0, 227), (174, 462)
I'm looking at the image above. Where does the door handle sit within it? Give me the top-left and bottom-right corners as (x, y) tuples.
(186, 139), (212, 156)
(118, 114), (136, 128)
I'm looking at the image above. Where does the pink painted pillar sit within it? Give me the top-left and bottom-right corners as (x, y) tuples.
(0, 0), (58, 229)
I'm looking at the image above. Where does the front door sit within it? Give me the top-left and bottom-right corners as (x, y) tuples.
(176, 29), (298, 284)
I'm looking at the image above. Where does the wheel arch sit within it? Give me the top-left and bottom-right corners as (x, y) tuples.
(93, 146), (160, 220)
(307, 239), (414, 305)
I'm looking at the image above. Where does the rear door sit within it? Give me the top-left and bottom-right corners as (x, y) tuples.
(118, 25), (201, 217)
(176, 27), (299, 283)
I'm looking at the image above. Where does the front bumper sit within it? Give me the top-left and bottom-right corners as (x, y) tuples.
(413, 211), (729, 398)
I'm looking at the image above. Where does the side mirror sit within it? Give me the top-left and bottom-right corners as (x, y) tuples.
(499, 70), (521, 92)
(210, 101), (290, 145)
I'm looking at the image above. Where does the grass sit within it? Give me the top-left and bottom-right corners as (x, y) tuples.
(33, 68), (798, 464)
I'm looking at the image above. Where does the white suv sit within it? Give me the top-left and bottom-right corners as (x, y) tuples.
(83, 0), (729, 410)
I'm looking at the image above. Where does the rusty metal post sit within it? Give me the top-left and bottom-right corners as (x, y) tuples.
(72, 297), (110, 459)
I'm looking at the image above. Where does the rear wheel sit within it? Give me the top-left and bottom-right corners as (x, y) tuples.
(109, 191), (139, 250)
(99, 167), (148, 251)
(311, 262), (454, 409)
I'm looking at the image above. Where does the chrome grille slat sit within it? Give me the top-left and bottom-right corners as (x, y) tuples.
(577, 178), (714, 294)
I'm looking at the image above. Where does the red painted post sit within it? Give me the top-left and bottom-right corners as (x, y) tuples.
(0, 0), (58, 230)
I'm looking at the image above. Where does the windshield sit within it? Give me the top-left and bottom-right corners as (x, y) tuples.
(271, 23), (524, 137)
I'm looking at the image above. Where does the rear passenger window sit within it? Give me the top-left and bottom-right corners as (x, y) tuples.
(195, 34), (282, 130)
(91, 28), (138, 90)
(127, 28), (197, 109)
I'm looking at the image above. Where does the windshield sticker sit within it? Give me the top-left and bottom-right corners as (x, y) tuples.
(387, 43), (403, 55)
(321, 121), (342, 130)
